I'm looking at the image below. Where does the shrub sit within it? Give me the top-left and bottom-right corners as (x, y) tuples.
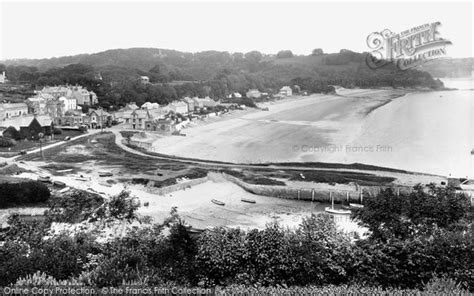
(47, 191), (104, 223)
(53, 127), (62, 135)
(0, 181), (50, 208)
(14, 271), (82, 286)
(0, 137), (15, 147)
(2, 126), (20, 140)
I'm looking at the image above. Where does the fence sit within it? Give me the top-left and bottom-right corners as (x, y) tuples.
(220, 172), (412, 203)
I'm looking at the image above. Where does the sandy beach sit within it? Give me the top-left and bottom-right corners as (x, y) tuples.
(150, 89), (403, 164)
(147, 87), (473, 177)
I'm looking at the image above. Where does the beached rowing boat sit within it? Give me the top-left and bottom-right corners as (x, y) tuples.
(241, 198), (256, 204)
(211, 199), (225, 206)
(349, 203), (364, 209)
(59, 187), (70, 193)
(324, 192), (351, 215)
(98, 171), (113, 177)
(37, 176), (51, 183)
(53, 180), (66, 187)
(324, 207), (352, 215)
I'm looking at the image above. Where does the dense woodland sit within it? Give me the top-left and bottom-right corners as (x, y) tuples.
(1, 48), (445, 109)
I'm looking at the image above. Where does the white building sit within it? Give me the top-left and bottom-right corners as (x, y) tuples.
(169, 101), (188, 114)
(141, 102), (160, 110)
(59, 96), (77, 112)
(246, 89), (262, 99)
(140, 76), (150, 84)
(0, 72), (7, 84)
(0, 103), (28, 120)
(279, 86), (293, 96)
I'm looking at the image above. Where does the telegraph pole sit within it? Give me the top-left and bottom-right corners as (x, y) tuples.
(38, 132), (44, 159)
(100, 107), (104, 133)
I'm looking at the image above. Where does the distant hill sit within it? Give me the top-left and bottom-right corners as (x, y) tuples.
(418, 58), (474, 78)
(0, 48), (446, 108)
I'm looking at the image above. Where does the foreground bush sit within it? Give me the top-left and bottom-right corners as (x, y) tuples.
(0, 185), (472, 291)
(0, 181), (50, 208)
(0, 136), (15, 147)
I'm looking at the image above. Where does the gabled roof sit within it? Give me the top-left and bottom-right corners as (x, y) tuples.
(0, 115), (52, 129)
(89, 109), (111, 117)
(0, 103), (28, 110)
(131, 109), (150, 119)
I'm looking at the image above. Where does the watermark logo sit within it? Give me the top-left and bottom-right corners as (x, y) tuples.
(366, 22), (452, 70)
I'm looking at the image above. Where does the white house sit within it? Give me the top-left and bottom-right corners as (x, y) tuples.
(141, 102), (160, 110)
(246, 89), (262, 99)
(140, 76), (150, 84)
(59, 96), (77, 112)
(0, 103), (28, 120)
(0, 72), (7, 84)
(169, 101), (188, 114)
(279, 86), (293, 96)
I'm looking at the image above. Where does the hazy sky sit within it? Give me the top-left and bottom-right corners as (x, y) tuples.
(0, 0), (472, 60)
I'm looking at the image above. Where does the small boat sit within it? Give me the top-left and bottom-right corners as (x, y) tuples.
(187, 227), (205, 234)
(99, 171), (113, 177)
(324, 192), (351, 215)
(75, 177), (89, 181)
(349, 203), (364, 209)
(211, 199), (225, 206)
(53, 180), (66, 187)
(59, 187), (70, 193)
(37, 176), (51, 183)
(99, 182), (112, 187)
(325, 207), (352, 215)
(241, 198), (256, 204)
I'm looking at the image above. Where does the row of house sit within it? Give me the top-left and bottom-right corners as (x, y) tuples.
(114, 96), (219, 130)
(39, 85), (98, 106)
(53, 109), (111, 129)
(0, 115), (53, 140)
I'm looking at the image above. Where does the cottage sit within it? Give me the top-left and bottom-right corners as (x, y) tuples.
(200, 97), (217, 108)
(279, 86), (293, 96)
(140, 76), (150, 84)
(0, 71), (7, 84)
(148, 107), (168, 120)
(141, 102), (160, 110)
(0, 115), (53, 140)
(87, 109), (111, 128)
(145, 118), (176, 133)
(169, 101), (188, 114)
(54, 110), (86, 127)
(246, 89), (262, 99)
(191, 97), (204, 110)
(0, 103), (28, 120)
(123, 109), (151, 129)
(191, 97), (217, 110)
(182, 97), (195, 113)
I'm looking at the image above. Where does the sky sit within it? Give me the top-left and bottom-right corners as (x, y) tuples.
(0, 0), (472, 60)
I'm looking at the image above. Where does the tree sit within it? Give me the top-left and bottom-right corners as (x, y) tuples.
(353, 184), (471, 240)
(106, 190), (140, 221)
(312, 48), (324, 56)
(3, 126), (21, 140)
(276, 50), (294, 59)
